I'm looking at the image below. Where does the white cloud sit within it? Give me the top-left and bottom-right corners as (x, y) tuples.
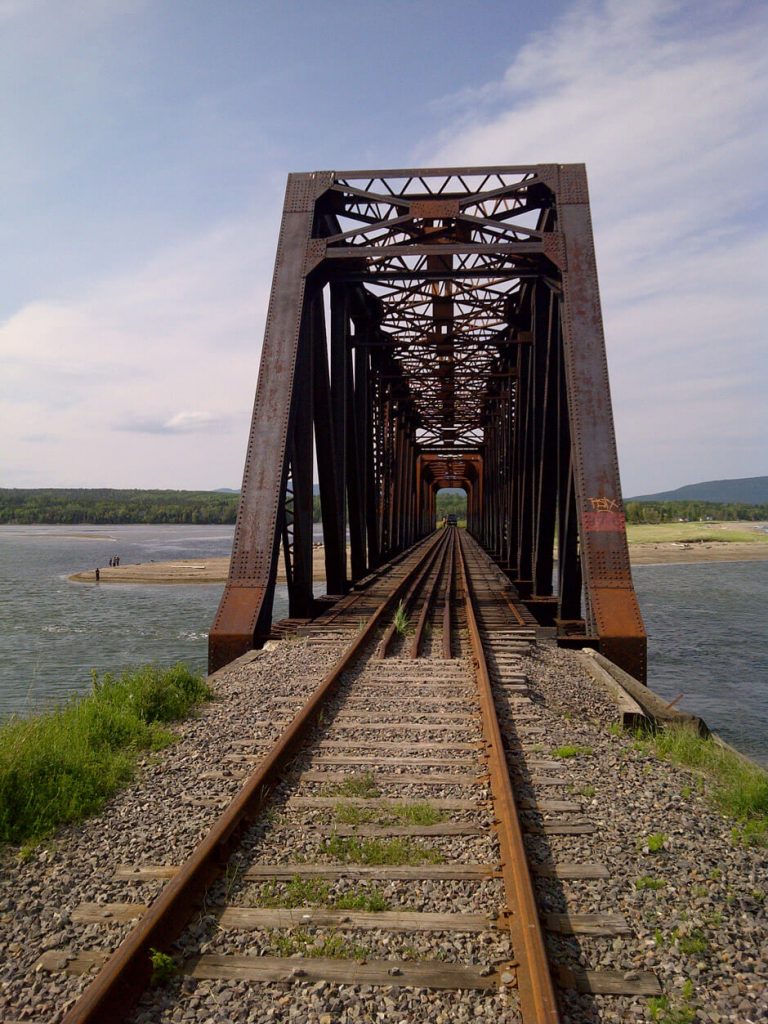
(2, 0), (765, 497)
(116, 410), (231, 435)
(423, 0), (768, 493)
(0, 212), (278, 487)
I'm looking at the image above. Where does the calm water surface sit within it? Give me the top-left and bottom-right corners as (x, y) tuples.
(1, 526), (765, 764)
(0, 525), (287, 715)
(633, 560), (768, 764)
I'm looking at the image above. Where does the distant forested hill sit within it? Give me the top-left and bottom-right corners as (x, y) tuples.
(628, 476), (768, 505)
(0, 489), (239, 524)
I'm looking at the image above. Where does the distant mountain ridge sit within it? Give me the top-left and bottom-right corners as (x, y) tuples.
(628, 476), (768, 504)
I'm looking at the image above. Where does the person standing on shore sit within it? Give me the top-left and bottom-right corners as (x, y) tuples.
(95, 568), (100, 581)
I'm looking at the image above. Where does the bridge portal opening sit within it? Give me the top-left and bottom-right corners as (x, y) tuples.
(435, 488), (467, 528)
(210, 165), (646, 680)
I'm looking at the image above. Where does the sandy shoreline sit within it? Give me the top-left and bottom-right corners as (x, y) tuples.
(628, 541), (768, 565)
(68, 540), (768, 584)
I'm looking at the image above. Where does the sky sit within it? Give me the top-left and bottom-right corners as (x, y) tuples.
(1, 0), (766, 497)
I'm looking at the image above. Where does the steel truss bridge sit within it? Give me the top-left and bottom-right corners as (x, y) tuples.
(209, 164), (646, 681)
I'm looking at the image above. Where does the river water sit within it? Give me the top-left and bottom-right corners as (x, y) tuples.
(1, 525), (766, 765)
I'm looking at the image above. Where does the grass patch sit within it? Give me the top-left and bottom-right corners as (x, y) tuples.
(399, 943), (422, 960)
(333, 887), (389, 912)
(648, 995), (696, 1024)
(325, 835), (444, 865)
(635, 875), (665, 891)
(270, 929), (368, 960)
(643, 832), (667, 853)
(257, 876), (331, 907)
(676, 928), (708, 956)
(572, 784), (596, 799)
(333, 800), (446, 827)
(638, 724), (768, 847)
(0, 663), (211, 846)
(255, 877), (389, 912)
(626, 522), (768, 545)
(391, 801), (446, 825)
(553, 744), (592, 759)
(333, 802), (379, 825)
(327, 771), (380, 799)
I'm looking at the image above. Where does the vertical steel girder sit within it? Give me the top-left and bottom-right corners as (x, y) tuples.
(209, 164), (646, 681)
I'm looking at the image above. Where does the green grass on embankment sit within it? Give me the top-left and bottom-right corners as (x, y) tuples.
(0, 663), (212, 846)
(625, 522), (768, 545)
(638, 724), (768, 847)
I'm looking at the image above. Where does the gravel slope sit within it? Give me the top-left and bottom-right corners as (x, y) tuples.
(1, 640), (765, 1023)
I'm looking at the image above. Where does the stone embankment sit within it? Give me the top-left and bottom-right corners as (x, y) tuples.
(1, 641), (766, 1022)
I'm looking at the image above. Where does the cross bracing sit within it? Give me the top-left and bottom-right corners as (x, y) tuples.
(209, 165), (646, 681)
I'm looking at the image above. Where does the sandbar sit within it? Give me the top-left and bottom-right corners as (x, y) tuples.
(69, 548), (331, 585)
(69, 538), (768, 584)
(629, 541), (768, 565)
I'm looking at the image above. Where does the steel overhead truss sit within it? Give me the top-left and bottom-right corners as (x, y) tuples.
(209, 165), (647, 680)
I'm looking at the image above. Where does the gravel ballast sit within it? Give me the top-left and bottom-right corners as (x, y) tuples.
(1, 635), (766, 1023)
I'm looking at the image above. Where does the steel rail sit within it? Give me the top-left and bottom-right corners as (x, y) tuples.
(376, 528), (450, 659)
(441, 527), (456, 659)
(61, 532), (445, 1024)
(408, 527), (453, 659)
(456, 530), (561, 1024)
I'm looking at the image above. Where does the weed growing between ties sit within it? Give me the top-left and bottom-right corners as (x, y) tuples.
(327, 771), (380, 799)
(640, 833), (667, 854)
(675, 927), (709, 956)
(635, 876), (666, 891)
(0, 664), (211, 845)
(635, 724), (768, 847)
(149, 948), (178, 986)
(258, 877), (332, 907)
(334, 887), (389, 912)
(333, 801), (446, 826)
(553, 744), (593, 759)
(269, 929), (370, 960)
(325, 835), (445, 865)
(333, 803), (379, 825)
(393, 601), (410, 636)
(390, 802), (446, 825)
(256, 876), (390, 912)
(571, 784), (596, 799)
(648, 989), (697, 1024)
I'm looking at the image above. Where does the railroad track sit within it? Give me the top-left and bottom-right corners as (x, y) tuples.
(43, 529), (661, 1023)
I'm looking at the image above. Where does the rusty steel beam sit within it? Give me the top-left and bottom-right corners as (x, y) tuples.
(208, 173), (326, 672)
(556, 165), (645, 679)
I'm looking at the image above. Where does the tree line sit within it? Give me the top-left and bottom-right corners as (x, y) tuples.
(623, 500), (768, 525)
(0, 489), (239, 525)
(1, 489), (765, 527)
